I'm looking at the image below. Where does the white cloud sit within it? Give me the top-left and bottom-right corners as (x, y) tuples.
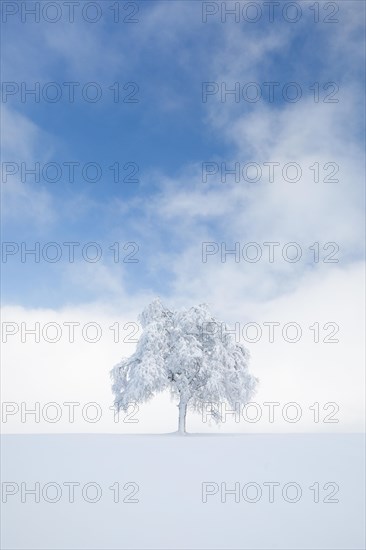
(1, 261), (364, 433)
(1, 106), (58, 228)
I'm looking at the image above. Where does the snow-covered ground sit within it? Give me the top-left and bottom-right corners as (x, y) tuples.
(1, 433), (365, 549)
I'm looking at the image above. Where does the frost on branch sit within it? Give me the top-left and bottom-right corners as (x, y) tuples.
(111, 298), (258, 433)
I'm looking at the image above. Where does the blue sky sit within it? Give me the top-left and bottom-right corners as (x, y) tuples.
(2, 1), (364, 308)
(1, 1), (365, 433)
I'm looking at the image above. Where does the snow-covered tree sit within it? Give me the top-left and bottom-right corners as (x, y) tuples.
(111, 299), (258, 434)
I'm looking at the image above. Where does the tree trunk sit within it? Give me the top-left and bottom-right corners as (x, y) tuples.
(178, 397), (188, 434)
